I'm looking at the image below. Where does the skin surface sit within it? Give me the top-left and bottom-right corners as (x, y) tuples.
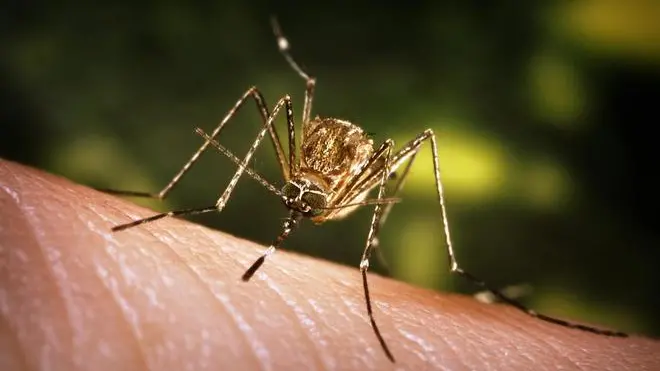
(1, 158), (659, 371)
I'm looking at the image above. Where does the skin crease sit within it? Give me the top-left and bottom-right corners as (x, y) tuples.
(0, 159), (659, 371)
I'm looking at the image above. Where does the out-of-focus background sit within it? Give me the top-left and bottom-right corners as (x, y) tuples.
(2, 1), (658, 336)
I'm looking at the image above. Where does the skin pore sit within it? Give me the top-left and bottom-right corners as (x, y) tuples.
(1, 159), (658, 370)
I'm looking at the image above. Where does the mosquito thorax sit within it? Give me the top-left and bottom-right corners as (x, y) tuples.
(302, 117), (375, 190)
(281, 177), (328, 217)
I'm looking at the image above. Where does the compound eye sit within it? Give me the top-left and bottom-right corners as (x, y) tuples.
(301, 191), (326, 216)
(282, 182), (300, 200)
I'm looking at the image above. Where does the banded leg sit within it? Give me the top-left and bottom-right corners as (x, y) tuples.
(112, 96), (296, 232)
(359, 127), (627, 363)
(104, 17), (321, 204)
(193, 128), (282, 197)
(356, 134), (427, 362)
(416, 129), (627, 337)
(99, 86), (290, 200)
(241, 210), (302, 282)
(358, 139), (396, 362)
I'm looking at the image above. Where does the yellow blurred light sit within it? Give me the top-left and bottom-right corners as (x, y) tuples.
(393, 216), (447, 289)
(395, 126), (509, 202)
(528, 52), (587, 127)
(51, 135), (163, 209)
(518, 159), (573, 211)
(559, 1), (660, 62)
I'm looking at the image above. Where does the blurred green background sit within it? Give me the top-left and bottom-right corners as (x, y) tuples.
(2, 1), (659, 336)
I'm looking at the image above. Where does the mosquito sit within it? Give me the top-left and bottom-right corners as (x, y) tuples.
(100, 18), (627, 363)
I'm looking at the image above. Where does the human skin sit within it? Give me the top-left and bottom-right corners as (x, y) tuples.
(0, 158), (659, 371)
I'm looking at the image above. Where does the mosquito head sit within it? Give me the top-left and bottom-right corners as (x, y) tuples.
(281, 177), (328, 218)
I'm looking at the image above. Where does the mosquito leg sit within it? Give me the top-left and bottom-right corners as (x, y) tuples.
(193, 128), (282, 197)
(212, 96), (294, 212)
(108, 18), (315, 203)
(417, 129), (627, 337)
(98, 86), (290, 200)
(112, 95), (294, 232)
(197, 93), (299, 282)
(270, 16), (317, 169)
(270, 17), (316, 127)
(111, 206), (218, 232)
(232, 95), (301, 281)
(358, 139), (396, 363)
(241, 211), (302, 282)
